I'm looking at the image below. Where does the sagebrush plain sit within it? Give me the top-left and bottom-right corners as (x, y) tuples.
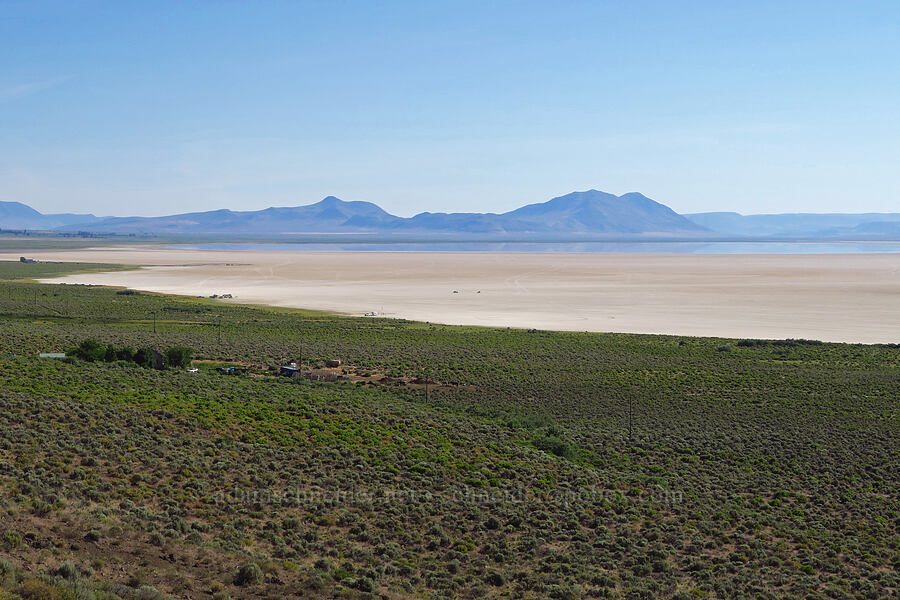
(0, 259), (896, 599)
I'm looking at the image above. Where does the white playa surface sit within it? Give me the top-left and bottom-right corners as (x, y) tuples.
(5, 246), (900, 343)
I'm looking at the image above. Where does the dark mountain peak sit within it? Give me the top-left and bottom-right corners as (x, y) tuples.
(510, 190), (643, 217)
(1, 201), (99, 230)
(618, 191), (656, 204)
(548, 189), (617, 205)
(257, 198), (395, 229)
(555, 190), (658, 208)
(305, 196), (397, 218)
(504, 190), (706, 233)
(260, 196), (349, 214)
(1, 201), (45, 219)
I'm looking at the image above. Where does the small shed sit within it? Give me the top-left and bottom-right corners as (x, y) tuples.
(280, 365), (301, 377)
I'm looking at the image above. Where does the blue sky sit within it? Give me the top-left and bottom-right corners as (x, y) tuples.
(2, 1), (899, 217)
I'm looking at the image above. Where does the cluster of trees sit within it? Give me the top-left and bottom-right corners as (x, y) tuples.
(69, 339), (193, 369)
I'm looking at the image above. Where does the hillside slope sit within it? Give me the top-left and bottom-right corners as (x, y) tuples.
(0, 201), (100, 230)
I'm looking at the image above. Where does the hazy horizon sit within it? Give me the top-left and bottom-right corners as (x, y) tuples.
(3, 2), (900, 218)
(8, 190), (900, 220)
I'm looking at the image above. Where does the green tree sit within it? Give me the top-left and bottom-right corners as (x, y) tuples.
(165, 346), (193, 368)
(72, 339), (106, 362)
(133, 347), (155, 368)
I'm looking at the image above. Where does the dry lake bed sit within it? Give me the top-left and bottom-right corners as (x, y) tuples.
(5, 246), (900, 344)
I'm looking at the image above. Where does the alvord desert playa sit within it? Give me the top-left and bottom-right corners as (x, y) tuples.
(8, 246), (900, 343)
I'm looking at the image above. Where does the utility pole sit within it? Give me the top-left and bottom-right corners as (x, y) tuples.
(151, 311), (157, 334)
(425, 364), (430, 403)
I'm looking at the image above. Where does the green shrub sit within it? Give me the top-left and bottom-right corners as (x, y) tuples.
(30, 500), (52, 517)
(16, 579), (68, 600)
(531, 433), (575, 460)
(234, 562), (264, 586)
(354, 576), (374, 592)
(0, 557), (17, 577)
(1, 531), (23, 551)
(56, 560), (78, 580)
(135, 586), (168, 600)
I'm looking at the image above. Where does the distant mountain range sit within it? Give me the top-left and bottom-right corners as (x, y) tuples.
(1, 190), (707, 237)
(73, 197), (406, 235)
(684, 212), (900, 238)
(3, 191), (900, 239)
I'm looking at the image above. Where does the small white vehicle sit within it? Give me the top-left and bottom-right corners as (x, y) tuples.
(187, 368), (199, 373)
(364, 311), (378, 317)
